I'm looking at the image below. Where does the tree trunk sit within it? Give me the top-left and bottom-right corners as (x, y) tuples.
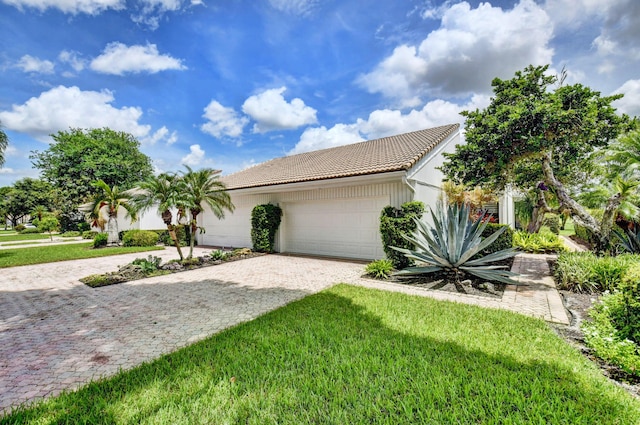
(167, 225), (184, 261)
(527, 190), (550, 233)
(106, 215), (119, 246)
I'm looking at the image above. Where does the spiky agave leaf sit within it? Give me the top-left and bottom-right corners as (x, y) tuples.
(391, 202), (519, 286)
(613, 227), (640, 254)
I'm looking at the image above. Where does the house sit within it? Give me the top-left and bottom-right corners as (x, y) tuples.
(197, 124), (513, 261)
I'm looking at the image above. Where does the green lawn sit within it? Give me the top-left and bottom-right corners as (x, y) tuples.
(3, 285), (638, 424)
(559, 218), (576, 237)
(0, 233), (52, 242)
(0, 242), (163, 268)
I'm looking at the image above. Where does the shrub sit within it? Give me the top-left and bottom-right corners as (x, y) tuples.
(210, 249), (231, 261)
(61, 231), (81, 237)
(93, 233), (108, 248)
(82, 230), (98, 239)
(380, 201), (425, 269)
(77, 221), (91, 232)
(131, 255), (162, 274)
(513, 230), (567, 254)
(232, 247), (252, 257)
(582, 264), (640, 377)
(543, 213), (560, 234)
(251, 204), (282, 253)
(14, 224), (25, 232)
(122, 230), (159, 247)
(554, 252), (639, 293)
(20, 228), (43, 234)
(365, 259), (394, 279)
(480, 223), (513, 255)
(158, 227), (187, 247)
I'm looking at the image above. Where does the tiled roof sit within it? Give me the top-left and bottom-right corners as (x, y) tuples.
(222, 124), (459, 190)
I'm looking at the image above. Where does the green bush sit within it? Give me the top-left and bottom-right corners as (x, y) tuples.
(365, 259), (394, 279)
(82, 230), (98, 239)
(61, 231), (81, 237)
(93, 233), (108, 248)
(582, 264), (640, 377)
(554, 252), (639, 293)
(251, 204), (282, 253)
(131, 255), (162, 273)
(157, 227), (187, 247)
(122, 230), (159, 247)
(20, 227), (43, 234)
(14, 224), (26, 232)
(480, 223), (513, 255)
(380, 201), (425, 269)
(543, 213), (560, 234)
(513, 230), (567, 254)
(210, 249), (231, 261)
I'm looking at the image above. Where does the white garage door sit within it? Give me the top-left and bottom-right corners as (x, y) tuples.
(282, 197), (387, 260)
(200, 206), (252, 249)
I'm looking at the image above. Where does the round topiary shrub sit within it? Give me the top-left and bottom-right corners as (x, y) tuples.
(122, 230), (159, 247)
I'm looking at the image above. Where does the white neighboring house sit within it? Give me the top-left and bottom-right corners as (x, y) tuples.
(88, 206), (172, 233)
(197, 124), (514, 261)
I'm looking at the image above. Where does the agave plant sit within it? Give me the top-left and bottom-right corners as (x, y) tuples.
(392, 202), (519, 286)
(613, 226), (640, 254)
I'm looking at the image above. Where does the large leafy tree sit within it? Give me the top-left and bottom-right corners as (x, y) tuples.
(2, 178), (57, 226)
(30, 128), (153, 228)
(441, 65), (634, 252)
(181, 166), (234, 259)
(130, 173), (187, 260)
(81, 180), (137, 245)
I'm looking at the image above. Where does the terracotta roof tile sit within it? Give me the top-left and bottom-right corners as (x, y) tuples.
(222, 124), (459, 190)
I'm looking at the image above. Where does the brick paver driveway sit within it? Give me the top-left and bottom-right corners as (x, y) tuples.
(0, 249), (365, 413)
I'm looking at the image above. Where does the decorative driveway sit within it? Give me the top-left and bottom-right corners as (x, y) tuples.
(0, 249), (567, 414)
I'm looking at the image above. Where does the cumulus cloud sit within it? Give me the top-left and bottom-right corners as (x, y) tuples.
(15, 55), (55, 74)
(0, 85), (151, 141)
(90, 42), (186, 75)
(242, 87), (317, 133)
(359, 0), (553, 104)
(612, 80), (640, 118)
(141, 126), (178, 146)
(288, 95), (489, 155)
(201, 100), (249, 139)
(269, 0), (318, 16)
(58, 50), (86, 72)
(1, 0), (124, 14)
(181, 144), (205, 166)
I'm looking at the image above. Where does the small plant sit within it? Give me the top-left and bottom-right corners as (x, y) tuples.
(554, 252), (639, 293)
(122, 230), (159, 247)
(131, 255), (162, 274)
(232, 247), (252, 257)
(393, 203), (519, 287)
(19, 227), (43, 234)
(365, 259), (394, 279)
(210, 249), (231, 261)
(82, 230), (98, 239)
(513, 230), (567, 253)
(14, 224), (26, 232)
(93, 233), (108, 248)
(614, 226), (640, 254)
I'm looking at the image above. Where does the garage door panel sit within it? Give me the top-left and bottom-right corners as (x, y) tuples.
(283, 197), (387, 260)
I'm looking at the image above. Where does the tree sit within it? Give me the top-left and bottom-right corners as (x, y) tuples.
(130, 173), (186, 260)
(181, 166), (234, 259)
(0, 123), (8, 168)
(441, 65), (634, 252)
(3, 178), (56, 226)
(30, 128), (153, 229)
(81, 180), (137, 246)
(36, 214), (59, 241)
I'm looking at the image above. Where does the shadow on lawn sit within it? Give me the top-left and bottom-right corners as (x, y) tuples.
(3, 285), (637, 424)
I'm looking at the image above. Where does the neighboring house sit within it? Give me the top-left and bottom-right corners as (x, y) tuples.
(197, 124), (513, 261)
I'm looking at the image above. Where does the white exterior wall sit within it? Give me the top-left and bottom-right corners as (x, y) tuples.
(89, 206), (173, 232)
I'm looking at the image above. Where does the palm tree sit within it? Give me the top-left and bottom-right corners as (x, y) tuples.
(81, 180), (137, 246)
(0, 124), (8, 168)
(606, 131), (640, 179)
(129, 173), (186, 260)
(182, 166), (234, 259)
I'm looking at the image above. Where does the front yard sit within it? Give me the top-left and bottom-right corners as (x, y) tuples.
(3, 284), (638, 424)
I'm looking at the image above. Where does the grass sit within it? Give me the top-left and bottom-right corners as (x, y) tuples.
(3, 285), (638, 424)
(0, 233), (52, 242)
(0, 242), (163, 268)
(559, 219), (576, 237)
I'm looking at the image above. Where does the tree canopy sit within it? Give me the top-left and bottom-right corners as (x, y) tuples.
(1, 178), (57, 226)
(441, 64), (635, 252)
(30, 128), (153, 203)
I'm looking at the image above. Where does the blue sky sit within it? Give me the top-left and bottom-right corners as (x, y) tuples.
(1, 0), (639, 187)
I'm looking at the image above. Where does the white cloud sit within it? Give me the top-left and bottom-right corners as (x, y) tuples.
(0, 168), (15, 174)
(181, 144), (205, 166)
(242, 87), (317, 133)
(141, 126), (178, 146)
(288, 123), (363, 155)
(58, 50), (86, 72)
(1, 0), (124, 14)
(201, 100), (249, 139)
(612, 80), (640, 118)
(15, 55), (55, 74)
(288, 95), (490, 155)
(269, 0), (318, 16)
(90, 42), (186, 75)
(0, 85), (151, 141)
(359, 0), (553, 103)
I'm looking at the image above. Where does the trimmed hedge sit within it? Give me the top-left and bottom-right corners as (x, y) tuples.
(480, 223), (513, 255)
(380, 201), (425, 269)
(93, 233), (108, 248)
(122, 230), (159, 247)
(251, 204), (282, 253)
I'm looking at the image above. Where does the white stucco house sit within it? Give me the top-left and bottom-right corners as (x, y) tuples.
(196, 124), (514, 261)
